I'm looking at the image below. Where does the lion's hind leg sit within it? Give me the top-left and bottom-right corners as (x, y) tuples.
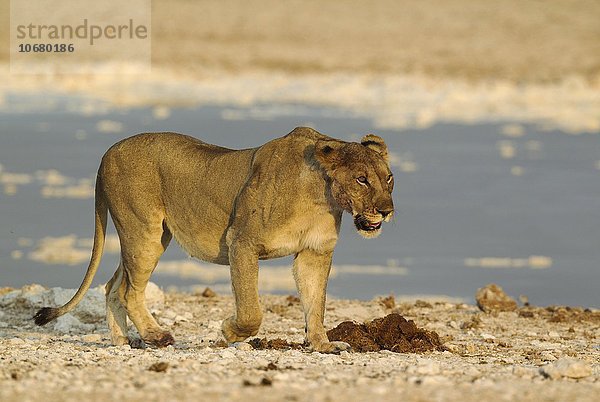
(105, 264), (129, 346)
(116, 221), (174, 347)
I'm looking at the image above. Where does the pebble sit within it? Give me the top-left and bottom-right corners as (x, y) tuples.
(220, 350), (236, 359)
(540, 351), (557, 362)
(81, 334), (102, 343)
(512, 365), (535, 379)
(8, 337), (26, 345)
(233, 342), (253, 351)
(541, 358), (592, 379)
(475, 284), (518, 313)
(413, 360), (441, 375)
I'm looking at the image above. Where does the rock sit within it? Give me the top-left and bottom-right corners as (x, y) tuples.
(7, 337), (26, 345)
(541, 358), (592, 379)
(512, 365), (536, 379)
(53, 314), (95, 334)
(48, 286), (105, 323)
(201, 287), (217, 298)
(475, 284), (517, 313)
(81, 333), (103, 343)
(145, 282), (165, 309)
(0, 285), (44, 308)
(540, 351), (557, 362)
(220, 349), (236, 359)
(0, 290), (20, 307)
(16, 282), (164, 328)
(233, 342), (253, 351)
(414, 360), (441, 375)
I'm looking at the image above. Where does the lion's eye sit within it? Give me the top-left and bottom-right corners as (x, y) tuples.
(356, 176), (368, 186)
(386, 174), (393, 183)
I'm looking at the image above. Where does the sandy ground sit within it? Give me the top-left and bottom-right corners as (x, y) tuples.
(0, 284), (598, 401)
(3, 0), (599, 82)
(147, 0), (600, 83)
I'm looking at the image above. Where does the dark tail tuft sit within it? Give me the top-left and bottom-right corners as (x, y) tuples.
(33, 307), (60, 326)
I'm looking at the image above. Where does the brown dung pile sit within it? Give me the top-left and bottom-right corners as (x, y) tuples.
(327, 313), (445, 353)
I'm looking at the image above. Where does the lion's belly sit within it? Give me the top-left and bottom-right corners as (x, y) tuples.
(166, 214), (231, 265)
(260, 214), (339, 259)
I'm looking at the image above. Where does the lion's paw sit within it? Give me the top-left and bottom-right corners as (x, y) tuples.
(311, 341), (352, 354)
(222, 316), (254, 343)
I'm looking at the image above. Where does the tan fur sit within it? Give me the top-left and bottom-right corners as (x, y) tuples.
(35, 127), (394, 353)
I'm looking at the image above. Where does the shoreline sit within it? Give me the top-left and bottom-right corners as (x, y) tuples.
(2, 66), (599, 135)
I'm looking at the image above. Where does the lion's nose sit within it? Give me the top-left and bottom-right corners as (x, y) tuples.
(377, 208), (394, 218)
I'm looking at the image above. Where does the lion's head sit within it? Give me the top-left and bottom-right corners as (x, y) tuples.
(316, 134), (394, 238)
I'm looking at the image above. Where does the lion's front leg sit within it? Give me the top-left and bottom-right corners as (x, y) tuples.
(222, 242), (263, 343)
(293, 249), (351, 354)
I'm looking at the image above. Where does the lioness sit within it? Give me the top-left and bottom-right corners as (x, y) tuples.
(34, 127), (394, 353)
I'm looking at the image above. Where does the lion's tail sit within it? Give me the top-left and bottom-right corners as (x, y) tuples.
(33, 176), (108, 326)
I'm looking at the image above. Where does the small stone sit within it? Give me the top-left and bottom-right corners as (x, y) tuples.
(555, 358), (593, 379)
(8, 337), (26, 345)
(81, 333), (102, 343)
(174, 315), (188, 322)
(233, 342), (253, 351)
(254, 358), (270, 368)
(201, 287), (217, 298)
(512, 365), (535, 379)
(414, 360), (440, 375)
(476, 284), (518, 313)
(540, 351), (557, 362)
(220, 350), (236, 359)
(541, 358), (592, 379)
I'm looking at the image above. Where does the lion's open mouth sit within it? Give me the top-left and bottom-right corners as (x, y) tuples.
(354, 215), (382, 232)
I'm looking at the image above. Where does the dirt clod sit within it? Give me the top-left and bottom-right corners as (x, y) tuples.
(476, 284), (518, 313)
(327, 313), (445, 353)
(415, 300), (433, 308)
(243, 377), (273, 387)
(379, 295), (396, 310)
(248, 337), (304, 350)
(148, 362), (169, 372)
(285, 295), (300, 305)
(201, 287), (217, 298)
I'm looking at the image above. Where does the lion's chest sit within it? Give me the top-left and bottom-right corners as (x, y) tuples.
(261, 212), (339, 259)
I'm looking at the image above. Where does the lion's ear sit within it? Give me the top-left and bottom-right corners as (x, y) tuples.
(361, 134), (389, 164)
(315, 139), (344, 172)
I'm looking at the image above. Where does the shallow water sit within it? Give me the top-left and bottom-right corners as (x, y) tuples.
(1, 97), (599, 307)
